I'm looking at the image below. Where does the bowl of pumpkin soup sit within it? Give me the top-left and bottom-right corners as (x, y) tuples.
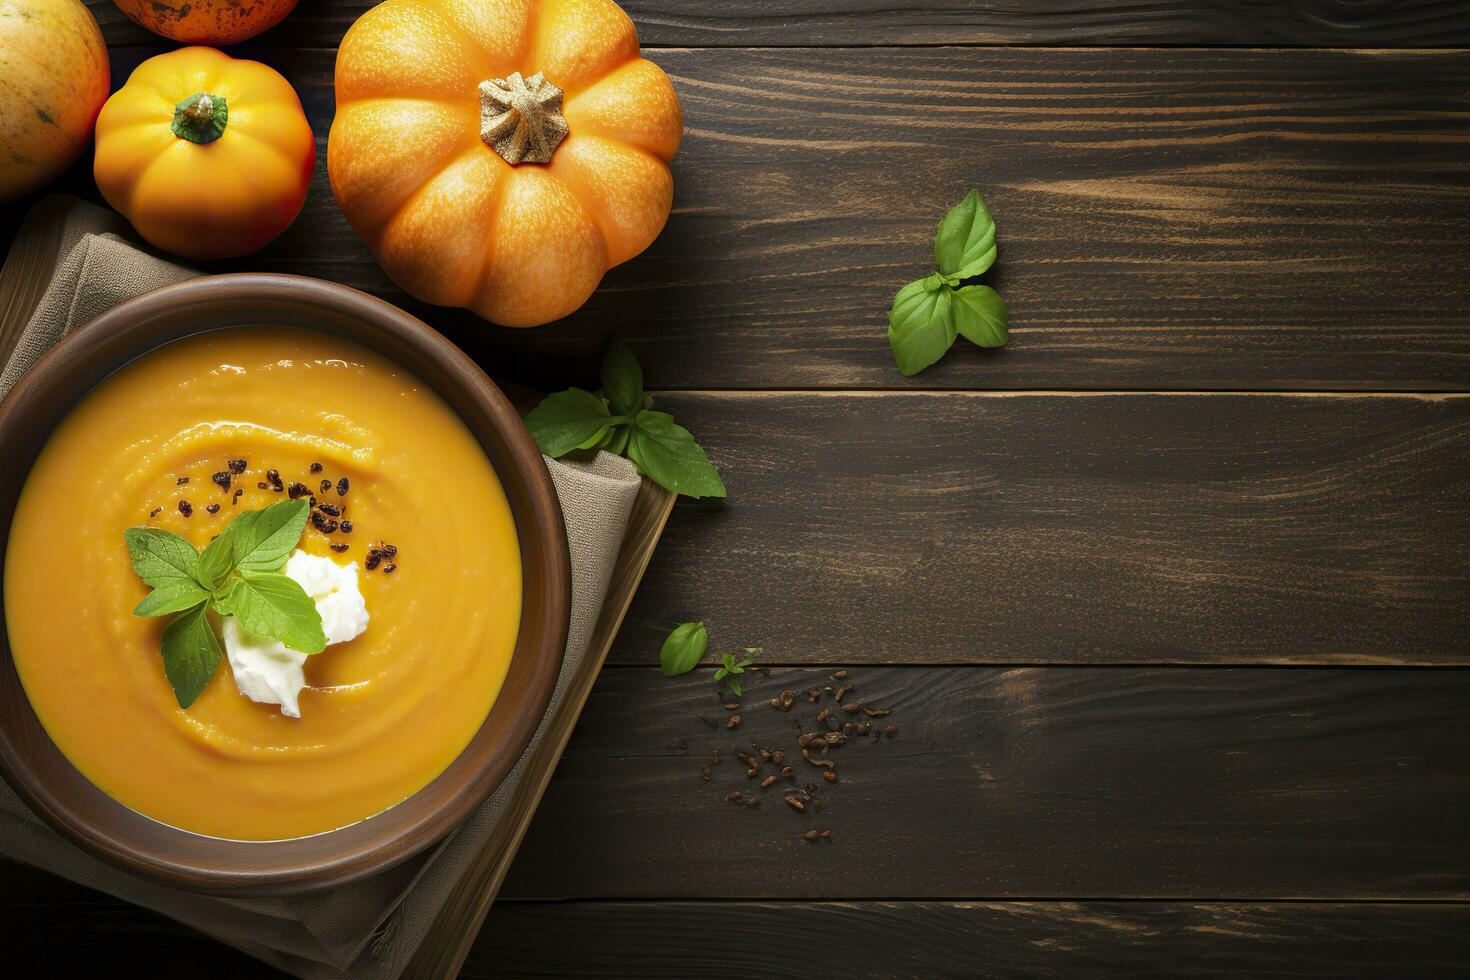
(0, 275), (569, 895)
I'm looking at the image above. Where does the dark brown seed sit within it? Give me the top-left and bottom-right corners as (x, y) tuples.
(337, 477), (349, 496)
(726, 714), (741, 729)
(832, 670), (849, 680)
(725, 790), (743, 803)
(884, 724), (898, 738)
(819, 829), (832, 840)
(330, 543), (349, 553)
(768, 698), (780, 708)
(843, 703), (860, 714)
(784, 795), (806, 813)
(825, 732), (848, 746)
(855, 723), (869, 735)
(801, 749), (834, 770)
(834, 682), (854, 702)
(176, 476), (189, 485)
(760, 775), (778, 788)
(770, 750), (785, 765)
(861, 706), (892, 718)
(757, 747), (772, 762)
(778, 689), (796, 711)
(382, 543), (397, 557)
(266, 468), (283, 490)
(700, 764), (711, 782)
(257, 481), (268, 490)
(804, 829), (820, 842)
(383, 564), (396, 574)
(177, 500), (192, 517)
(211, 471), (231, 491)
(228, 458), (247, 474)
(781, 766), (794, 779)
(816, 708), (831, 725)
(823, 770), (838, 783)
(287, 482), (309, 499)
(206, 503), (221, 514)
(318, 502), (341, 517)
(320, 479), (333, 492)
(365, 553), (382, 570)
(723, 702), (740, 711)
(310, 462), (323, 473)
(340, 520), (353, 533)
(149, 507), (162, 518)
(232, 488), (243, 505)
(842, 722), (854, 733)
(744, 795), (762, 808)
(669, 738), (686, 750)
(711, 750), (719, 766)
(807, 688), (822, 702)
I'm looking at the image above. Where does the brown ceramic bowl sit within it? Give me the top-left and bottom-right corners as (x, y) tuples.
(0, 274), (569, 896)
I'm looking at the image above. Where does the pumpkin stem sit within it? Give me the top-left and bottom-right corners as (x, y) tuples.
(478, 72), (568, 165)
(171, 92), (229, 145)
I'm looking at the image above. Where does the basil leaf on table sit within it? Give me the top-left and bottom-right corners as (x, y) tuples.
(934, 187), (997, 280)
(160, 604), (223, 709)
(951, 284), (1008, 348)
(887, 274), (956, 377)
(525, 387), (627, 457)
(600, 338), (644, 416)
(627, 410), (728, 499)
(215, 571), (326, 654)
(660, 621), (709, 676)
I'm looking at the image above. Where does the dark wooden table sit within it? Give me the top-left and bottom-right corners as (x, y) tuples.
(3, 1), (1469, 975)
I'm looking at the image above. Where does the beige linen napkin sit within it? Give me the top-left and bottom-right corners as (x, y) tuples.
(0, 197), (640, 978)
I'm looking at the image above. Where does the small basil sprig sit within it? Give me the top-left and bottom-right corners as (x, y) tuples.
(124, 498), (325, 708)
(714, 649), (761, 697)
(659, 621), (709, 676)
(526, 340), (727, 498)
(888, 189), (1009, 376)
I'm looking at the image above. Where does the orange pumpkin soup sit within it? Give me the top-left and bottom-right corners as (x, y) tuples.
(3, 328), (521, 840)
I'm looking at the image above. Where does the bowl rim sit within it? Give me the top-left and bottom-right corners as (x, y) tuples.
(0, 273), (570, 895)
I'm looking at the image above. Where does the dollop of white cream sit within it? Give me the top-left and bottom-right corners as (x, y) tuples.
(222, 550), (368, 718)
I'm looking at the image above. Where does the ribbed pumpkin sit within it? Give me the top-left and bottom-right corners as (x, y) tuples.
(111, 0), (299, 45)
(328, 0), (682, 327)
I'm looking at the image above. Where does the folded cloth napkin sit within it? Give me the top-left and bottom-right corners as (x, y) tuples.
(0, 197), (641, 978)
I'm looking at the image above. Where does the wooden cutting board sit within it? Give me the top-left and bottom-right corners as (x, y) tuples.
(0, 194), (677, 980)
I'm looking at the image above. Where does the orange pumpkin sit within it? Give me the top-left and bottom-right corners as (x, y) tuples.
(329, 0), (682, 327)
(111, 0), (299, 45)
(0, 0), (109, 201)
(93, 47), (316, 260)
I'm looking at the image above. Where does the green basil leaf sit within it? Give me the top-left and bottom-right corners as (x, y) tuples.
(196, 528), (240, 591)
(216, 571), (325, 654)
(600, 338), (644, 417)
(933, 188), (997, 279)
(526, 387), (621, 457)
(123, 527), (201, 588)
(659, 621), (708, 676)
(133, 581), (210, 618)
(626, 411), (727, 499)
(575, 424), (612, 451)
(887, 275), (956, 377)
(952, 284), (1009, 349)
(727, 676), (742, 696)
(160, 604), (222, 708)
(227, 498), (311, 574)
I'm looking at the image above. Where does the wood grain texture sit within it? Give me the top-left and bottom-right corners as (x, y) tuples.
(83, 1), (1470, 48)
(499, 666), (1470, 899)
(468, 901), (1470, 978)
(73, 46), (1470, 392)
(606, 391), (1470, 665)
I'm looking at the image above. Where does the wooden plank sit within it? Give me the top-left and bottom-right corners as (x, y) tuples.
(83, 1), (1470, 49)
(500, 665), (1470, 899)
(74, 46), (1470, 392)
(468, 901), (1470, 978)
(604, 391), (1470, 666)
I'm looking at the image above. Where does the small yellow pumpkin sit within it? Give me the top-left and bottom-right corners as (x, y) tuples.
(329, 0), (682, 327)
(0, 0), (110, 201)
(93, 46), (315, 259)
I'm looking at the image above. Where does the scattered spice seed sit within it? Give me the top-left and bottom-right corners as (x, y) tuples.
(211, 471), (232, 491)
(856, 723), (869, 735)
(365, 552), (381, 570)
(843, 703), (860, 714)
(339, 520), (353, 533)
(287, 482), (309, 499)
(382, 544), (397, 557)
(725, 790), (743, 803)
(778, 689), (796, 711)
(819, 829), (832, 840)
(884, 724), (898, 738)
(318, 502), (341, 517)
(232, 488), (243, 505)
(257, 481), (268, 490)
(228, 459), (247, 474)
(801, 749), (834, 770)
(320, 479), (332, 493)
(834, 681), (854, 702)
(700, 764), (711, 782)
(743, 795), (761, 808)
(804, 829), (821, 842)
(337, 477), (349, 496)
(816, 707), (831, 725)
(823, 770), (838, 782)
(266, 469), (284, 491)
(177, 500), (192, 517)
(383, 564), (396, 574)
(832, 670), (849, 680)
(710, 750), (719, 766)
(149, 507), (162, 518)
(783, 794), (806, 813)
(807, 688), (822, 702)
(770, 750), (784, 765)
(206, 503), (221, 514)
(330, 543), (350, 553)
(310, 462), (323, 473)
(760, 775), (778, 788)
(722, 702), (740, 711)
(176, 476), (189, 485)
(861, 706), (892, 718)
(781, 766), (794, 779)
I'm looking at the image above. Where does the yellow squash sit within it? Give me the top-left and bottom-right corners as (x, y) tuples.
(329, 0), (682, 327)
(93, 46), (315, 259)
